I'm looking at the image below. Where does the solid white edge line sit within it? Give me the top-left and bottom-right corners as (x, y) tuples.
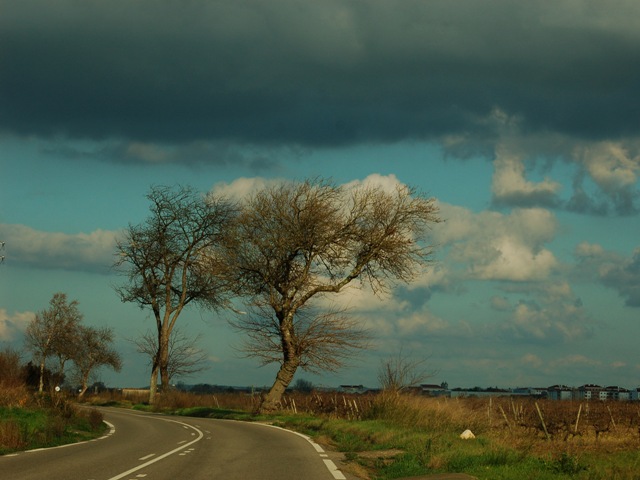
(250, 422), (347, 479)
(323, 459), (347, 480)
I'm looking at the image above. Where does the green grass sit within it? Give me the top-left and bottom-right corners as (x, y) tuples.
(0, 405), (106, 455)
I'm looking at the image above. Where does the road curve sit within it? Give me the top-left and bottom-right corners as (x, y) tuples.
(1, 407), (352, 480)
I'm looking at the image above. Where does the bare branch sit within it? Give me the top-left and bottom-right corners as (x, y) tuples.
(377, 347), (437, 393)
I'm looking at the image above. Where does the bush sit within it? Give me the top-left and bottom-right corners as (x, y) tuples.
(86, 409), (104, 430)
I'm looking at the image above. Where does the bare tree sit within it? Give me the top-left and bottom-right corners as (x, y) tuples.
(223, 178), (441, 412)
(377, 348), (436, 393)
(72, 325), (121, 397)
(114, 185), (237, 403)
(25, 293), (83, 393)
(133, 327), (209, 383)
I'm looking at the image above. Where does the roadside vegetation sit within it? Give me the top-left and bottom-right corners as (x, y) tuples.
(83, 388), (640, 480)
(0, 347), (106, 455)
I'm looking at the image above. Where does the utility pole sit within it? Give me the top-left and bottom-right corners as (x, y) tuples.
(0, 241), (4, 264)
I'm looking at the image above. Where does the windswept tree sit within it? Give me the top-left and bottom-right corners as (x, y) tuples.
(72, 325), (121, 397)
(114, 185), (237, 403)
(223, 178), (441, 412)
(25, 293), (83, 393)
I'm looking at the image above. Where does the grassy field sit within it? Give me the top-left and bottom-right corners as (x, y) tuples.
(82, 389), (640, 480)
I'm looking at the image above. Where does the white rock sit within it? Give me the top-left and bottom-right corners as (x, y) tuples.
(460, 429), (475, 439)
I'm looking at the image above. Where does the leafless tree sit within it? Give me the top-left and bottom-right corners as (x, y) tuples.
(133, 327), (209, 383)
(222, 178), (441, 412)
(72, 325), (121, 398)
(377, 348), (436, 393)
(114, 185), (237, 403)
(25, 293), (83, 393)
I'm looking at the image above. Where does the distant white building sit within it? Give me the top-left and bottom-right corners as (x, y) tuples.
(575, 384), (603, 401)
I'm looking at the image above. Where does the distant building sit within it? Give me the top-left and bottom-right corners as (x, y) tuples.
(547, 385), (573, 401)
(512, 387), (546, 397)
(575, 384), (603, 401)
(338, 385), (367, 394)
(604, 386), (630, 401)
(420, 383), (450, 397)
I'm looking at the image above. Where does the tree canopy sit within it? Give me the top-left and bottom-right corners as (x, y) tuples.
(114, 185), (237, 402)
(222, 178), (441, 412)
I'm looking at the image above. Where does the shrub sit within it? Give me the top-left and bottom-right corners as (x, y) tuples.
(0, 348), (29, 408)
(0, 420), (26, 452)
(87, 409), (104, 430)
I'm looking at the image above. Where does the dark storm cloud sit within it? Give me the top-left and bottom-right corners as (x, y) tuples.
(2, 1), (640, 146)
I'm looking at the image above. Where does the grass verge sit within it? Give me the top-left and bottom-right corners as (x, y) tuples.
(0, 402), (106, 455)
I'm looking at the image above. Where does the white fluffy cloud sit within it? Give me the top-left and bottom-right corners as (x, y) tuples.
(0, 224), (118, 272)
(0, 309), (33, 341)
(492, 145), (562, 206)
(575, 142), (639, 193)
(435, 203), (559, 282)
(210, 176), (278, 200)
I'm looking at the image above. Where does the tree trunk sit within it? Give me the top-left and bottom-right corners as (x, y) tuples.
(149, 365), (159, 404)
(38, 361), (45, 393)
(259, 357), (300, 413)
(78, 372), (90, 398)
(159, 335), (170, 392)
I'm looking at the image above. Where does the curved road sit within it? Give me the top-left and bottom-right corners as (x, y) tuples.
(1, 407), (352, 480)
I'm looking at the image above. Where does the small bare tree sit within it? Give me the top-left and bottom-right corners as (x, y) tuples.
(133, 327), (209, 383)
(114, 185), (237, 403)
(25, 293), (83, 393)
(377, 348), (436, 393)
(223, 178), (441, 412)
(72, 325), (121, 398)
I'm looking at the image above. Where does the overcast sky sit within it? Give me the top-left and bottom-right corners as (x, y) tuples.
(1, 0), (639, 390)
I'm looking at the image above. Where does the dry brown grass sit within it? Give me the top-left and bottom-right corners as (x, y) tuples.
(0, 420), (26, 451)
(0, 348), (29, 408)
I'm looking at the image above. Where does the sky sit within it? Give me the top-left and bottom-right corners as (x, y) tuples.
(1, 0), (640, 391)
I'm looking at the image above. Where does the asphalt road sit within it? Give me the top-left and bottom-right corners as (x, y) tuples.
(1, 407), (351, 480)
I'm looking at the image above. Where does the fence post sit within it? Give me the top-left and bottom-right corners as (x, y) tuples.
(535, 402), (551, 441)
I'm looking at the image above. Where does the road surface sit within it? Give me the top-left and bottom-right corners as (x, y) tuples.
(1, 407), (352, 480)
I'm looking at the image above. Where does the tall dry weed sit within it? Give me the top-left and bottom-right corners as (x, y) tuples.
(0, 347), (29, 408)
(367, 393), (487, 434)
(0, 420), (26, 451)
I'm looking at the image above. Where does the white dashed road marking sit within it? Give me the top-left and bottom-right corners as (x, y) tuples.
(106, 417), (204, 480)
